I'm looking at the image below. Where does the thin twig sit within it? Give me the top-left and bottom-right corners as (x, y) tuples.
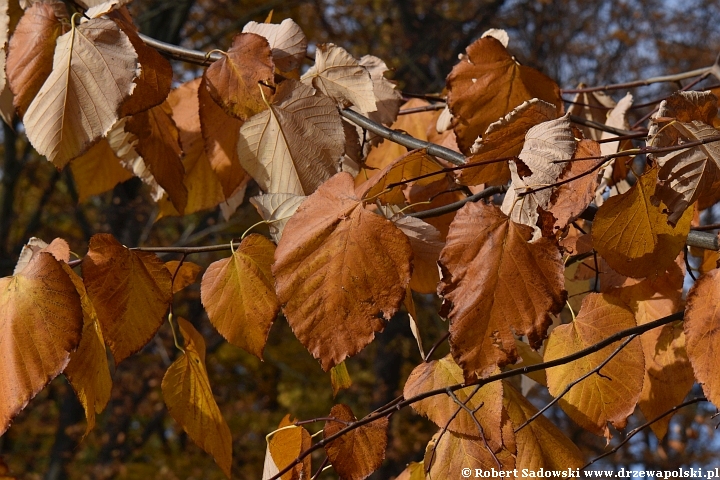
(408, 185), (506, 220)
(446, 388), (500, 468)
(424, 332), (450, 362)
(560, 66), (713, 94)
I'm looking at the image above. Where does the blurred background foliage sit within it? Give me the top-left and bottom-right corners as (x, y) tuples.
(2, 0), (720, 478)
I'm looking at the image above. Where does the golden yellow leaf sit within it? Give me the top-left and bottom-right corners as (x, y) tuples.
(403, 355), (503, 447)
(200, 235), (280, 359)
(0, 251), (82, 435)
(544, 293), (644, 438)
(263, 414), (311, 480)
(504, 382), (584, 471)
(423, 430), (515, 480)
(82, 234), (172, 364)
(395, 461), (425, 480)
(330, 361), (352, 397)
(324, 404), (388, 480)
(272, 173), (412, 370)
(162, 318), (232, 478)
(165, 260), (202, 294)
(592, 167), (693, 278)
(23, 17), (139, 168)
(69, 138), (133, 202)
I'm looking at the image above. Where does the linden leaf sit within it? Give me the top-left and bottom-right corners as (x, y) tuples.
(82, 234), (172, 364)
(615, 265), (691, 440)
(404, 176), (465, 239)
(238, 79), (345, 196)
(242, 18), (307, 73)
(204, 32), (275, 120)
(200, 234), (280, 359)
(438, 201), (565, 379)
(64, 267), (112, 437)
(69, 138), (134, 201)
(447, 36), (562, 154)
(395, 462), (425, 480)
(324, 404), (388, 480)
(459, 99), (558, 187)
(684, 268), (720, 409)
(165, 260), (202, 294)
(0, 251), (83, 435)
(301, 43), (376, 113)
(330, 361), (352, 397)
(403, 355), (503, 446)
(125, 101), (188, 214)
(500, 115), (576, 237)
(393, 216), (444, 294)
(199, 76), (249, 199)
(162, 318), (232, 478)
(423, 430), (515, 480)
(6, 1), (68, 117)
(592, 167), (692, 279)
(544, 293), (644, 438)
(263, 414), (312, 480)
(567, 89), (617, 141)
(272, 173), (412, 370)
(23, 17), (139, 168)
(504, 382), (584, 471)
(358, 55), (402, 129)
(249, 193), (306, 243)
(80, 0), (132, 18)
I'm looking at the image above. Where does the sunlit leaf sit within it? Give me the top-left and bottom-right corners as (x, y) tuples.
(249, 193), (306, 243)
(165, 260), (202, 294)
(393, 216), (444, 294)
(242, 18), (307, 73)
(361, 149), (445, 205)
(262, 414), (311, 480)
(330, 362), (352, 397)
(423, 430), (515, 480)
(162, 318), (232, 478)
(69, 138), (134, 201)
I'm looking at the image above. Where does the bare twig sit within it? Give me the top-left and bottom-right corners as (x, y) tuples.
(560, 66), (713, 94)
(447, 388), (501, 468)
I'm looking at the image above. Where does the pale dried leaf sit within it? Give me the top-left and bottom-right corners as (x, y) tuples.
(249, 193), (306, 243)
(242, 18), (307, 73)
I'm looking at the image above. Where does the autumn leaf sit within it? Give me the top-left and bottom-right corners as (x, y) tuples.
(544, 293), (644, 438)
(165, 260), (202, 294)
(263, 414), (311, 480)
(200, 234), (280, 359)
(404, 176), (465, 239)
(204, 32), (275, 120)
(324, 404), (388, 480)
(592, 167), (693, 278)
(683, 268), (720, 410)
(567, 89), (618, 141)
(82, 234), (172, 364)
(198, 76), (249, 199)
(125, 101), (188, 214)
(393, 216), (444, 294)
(330, 362), (353, 397)
(500, 115), (576, 237)
(249, 193), (306, 243)
(358, 55), (402, 129)
(162, 318), (232, 478)
(423, 430), (516, 480)
(504, 382), (584, 471)
(272, 173), (412, 370)
(301, 43), (376, 113)
(438, 201), (565, 379)
(459, 99), (558, 187)
(64, 267), (112, 436)
(237, 79), (345, 196)
(69, 138), (134, 201)
(395, 462), (425, 480)
(23, 17), (139, 168)
(0, 251), (82, 435)
(242, 18), (307, 73)
(447, 36), (562, 154)
(80, 0), (132, 18)
(403, 355), (503, 446)
(6, 1), (68, 117)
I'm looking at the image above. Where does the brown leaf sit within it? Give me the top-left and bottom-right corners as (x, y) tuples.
(358, 55), (402, 129)
(504, 382), (584, 471)
(263, 414), (311, 480)
(0, 251), (82, 435)
(324, 404), (388, 480)
(684, 268), (720, 409)
(438, 201), (566, 379)
(198, 76), (249, 199)
(393, 216), (443, 294)
(361, 149), (445, 205)
(403, 355), (503, 446)
(544, 293), (644, 438)
(165, 260), (202, 294)
(125, 101), (188, 214)
(242, 18), (307, 73)
(272, 173), (412, 370)
(6, 1), (68, 117)
(162, 318), (232, 478)
(200, 235), (280, 359)
(82, 234), (172, 364)
(69, 138), (134, 201)
(423, 430), (516, 480)
(302, 43), (376, 113)
(567, 89), (617, 141)
(592, 167), (693, 279)
(23, 17), (139, 168)
(447, 36), (562, 154)
(204, 32), (274, 120)
(238, 79), (344, 196)
(459, 99), (558, 187)
(13, 237), (69, 274)
(404, 176), (465, 240)
(500, 115), (576, 237)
